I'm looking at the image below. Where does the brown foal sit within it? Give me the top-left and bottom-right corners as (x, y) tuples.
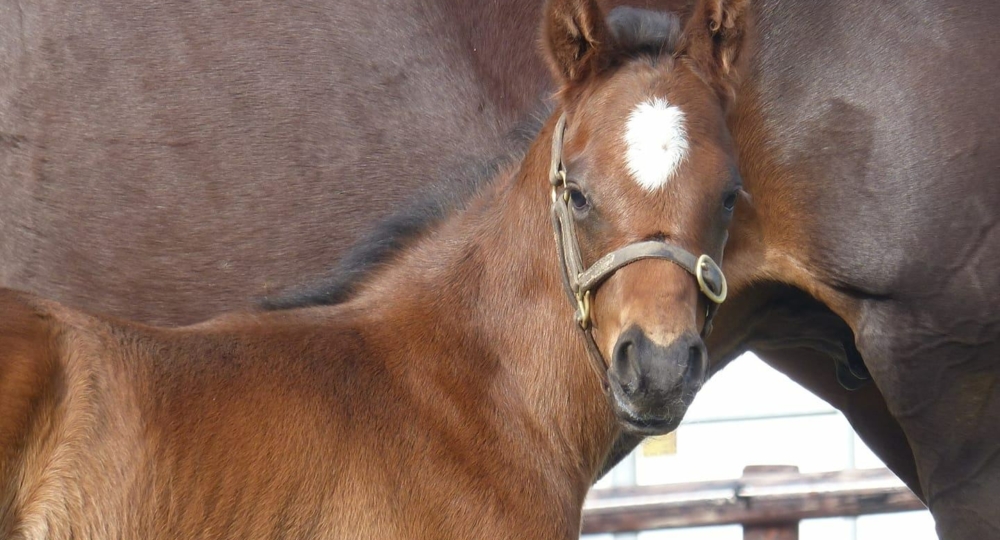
(0, 0), (751, 537)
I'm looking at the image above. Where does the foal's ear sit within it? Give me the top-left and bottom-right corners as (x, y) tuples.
(677, 0), (752, 109)
(542, 0), (616, 90)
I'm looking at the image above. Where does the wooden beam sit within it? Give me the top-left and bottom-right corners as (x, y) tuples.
(581, 468), (925, 535)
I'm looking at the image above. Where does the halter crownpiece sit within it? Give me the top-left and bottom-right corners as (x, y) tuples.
(548, 113), (728, 386)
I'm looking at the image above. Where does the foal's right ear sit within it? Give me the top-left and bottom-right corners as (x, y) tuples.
(542, 0), (616, 90)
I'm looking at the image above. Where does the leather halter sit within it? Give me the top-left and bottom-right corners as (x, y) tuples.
(548, 113), (728, 388)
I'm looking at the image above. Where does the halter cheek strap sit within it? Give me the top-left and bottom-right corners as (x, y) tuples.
(548, 113), (728, 388)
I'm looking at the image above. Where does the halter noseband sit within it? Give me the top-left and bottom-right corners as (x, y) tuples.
(548, 113), (728, 387)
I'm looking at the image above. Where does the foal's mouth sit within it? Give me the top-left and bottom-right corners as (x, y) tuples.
(606, 379), (683, 436)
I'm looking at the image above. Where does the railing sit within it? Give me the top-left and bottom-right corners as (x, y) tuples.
(582, 466), (926, 540)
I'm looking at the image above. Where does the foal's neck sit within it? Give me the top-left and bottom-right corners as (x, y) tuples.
(350, 122), (619, 493)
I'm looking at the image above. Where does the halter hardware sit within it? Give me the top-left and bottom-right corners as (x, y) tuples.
(547, 113), (728, 387)
(696, 254), (728, 304)
(576, 290), (592, 329)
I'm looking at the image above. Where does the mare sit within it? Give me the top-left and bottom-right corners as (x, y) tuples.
(4, 0), (1000, 536)
(0, 0), (745, 537)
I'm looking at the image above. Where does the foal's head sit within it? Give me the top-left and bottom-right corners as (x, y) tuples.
(540, 0), (751, 434)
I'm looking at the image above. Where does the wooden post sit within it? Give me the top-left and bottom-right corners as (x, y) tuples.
(581, 466), (924, 534)
(742, 466), (800, 540)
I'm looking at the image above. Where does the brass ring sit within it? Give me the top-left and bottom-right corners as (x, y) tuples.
(695, 254), (728, 304)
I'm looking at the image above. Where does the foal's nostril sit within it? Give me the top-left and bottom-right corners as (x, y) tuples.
(684, 343), (707, 386)
(613, 337), (641, 394)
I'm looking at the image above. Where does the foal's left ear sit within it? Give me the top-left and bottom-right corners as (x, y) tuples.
(676, 0), (753, 109)
(542, 0), (616, 90)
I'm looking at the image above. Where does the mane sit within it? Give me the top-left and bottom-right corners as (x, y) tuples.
(260, 110), (548, 311)
(261, 7), (682, 311)
(607, 7), (683, 58)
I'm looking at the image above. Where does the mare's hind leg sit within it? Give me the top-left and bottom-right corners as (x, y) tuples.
(0, 289), (61, 538)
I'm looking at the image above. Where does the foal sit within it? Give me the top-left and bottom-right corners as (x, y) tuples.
(0, 0), (750, 537)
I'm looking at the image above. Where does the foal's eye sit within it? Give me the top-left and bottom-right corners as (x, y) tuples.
(723, 190), (739, 212)
(568, 187), (590, 212)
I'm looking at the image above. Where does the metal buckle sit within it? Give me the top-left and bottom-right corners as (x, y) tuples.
(575, 289), (592, 329)
(551, 167), (568, 203)
(695, 254), (728, 304)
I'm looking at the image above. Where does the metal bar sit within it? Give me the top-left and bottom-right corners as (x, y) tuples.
(581, 468), (925, 534)
(681, 410), (840, 426)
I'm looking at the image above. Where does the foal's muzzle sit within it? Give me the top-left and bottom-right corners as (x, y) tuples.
(606, 326), (707, 434)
